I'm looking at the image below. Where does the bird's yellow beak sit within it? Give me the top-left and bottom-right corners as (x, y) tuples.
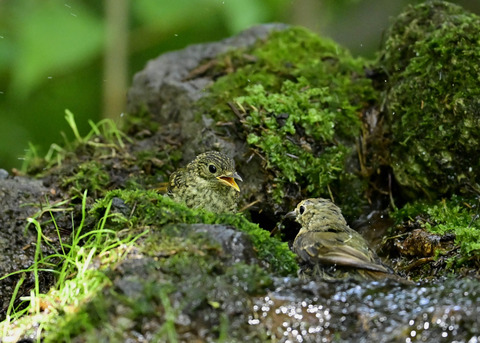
(217, 172), (242, 192)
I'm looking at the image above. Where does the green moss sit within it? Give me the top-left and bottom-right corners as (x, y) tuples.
(378, 1), (480, 198)
(24, 110), (180, 199)
(91, 189), (298, 276)
(393, 195), (480, 259)
(238, 79), (351, 202)
(199, 26), (377, 215)
(122, 104), (160, 136)
(62, 160), (111, 197)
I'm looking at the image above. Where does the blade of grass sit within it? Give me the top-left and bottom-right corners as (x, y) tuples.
(2, 273), (26, 337)
(64, 109), (83, 143)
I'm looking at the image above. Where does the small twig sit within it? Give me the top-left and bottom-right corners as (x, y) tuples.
(239, 199), (261, 213)
(227, 102), (244, 120)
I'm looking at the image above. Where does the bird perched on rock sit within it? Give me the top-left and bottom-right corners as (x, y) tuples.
(287, 198), (398, 281)
(168, 151), (242, 213)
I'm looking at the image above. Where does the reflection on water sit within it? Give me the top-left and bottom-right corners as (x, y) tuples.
(249, 277), (480, 342)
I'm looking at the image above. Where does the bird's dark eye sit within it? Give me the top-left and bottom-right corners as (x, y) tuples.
(208, 164), (217, 173)
(299, 206), (305, 215)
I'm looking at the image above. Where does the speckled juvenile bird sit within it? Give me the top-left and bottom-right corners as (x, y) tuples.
(287, 198), (396, 281)
(168, 151), (242, 213)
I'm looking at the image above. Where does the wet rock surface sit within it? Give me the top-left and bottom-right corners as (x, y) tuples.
(14, 219), (478, 342)
(251, 277), (480, 342)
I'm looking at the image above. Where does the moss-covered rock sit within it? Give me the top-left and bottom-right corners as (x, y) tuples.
(91, 189), (298, 276)
(197, 27), (379, 217)
(378, 1), (480, 198)
(47, 227), (274, 342)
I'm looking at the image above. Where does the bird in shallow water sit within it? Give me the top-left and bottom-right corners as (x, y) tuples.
(168, 151), (242, 213)
(287, 198), (401, 281)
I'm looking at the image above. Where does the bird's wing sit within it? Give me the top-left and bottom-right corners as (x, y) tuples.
(168, 169), (187, 194)
(293, 230), (390, 273)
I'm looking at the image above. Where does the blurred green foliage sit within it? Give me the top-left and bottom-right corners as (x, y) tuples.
(0, 0), (479, 170)
(0, 0), (289, 170)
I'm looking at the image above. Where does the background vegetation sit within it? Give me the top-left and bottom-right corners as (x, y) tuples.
(1, 0), (479, 170)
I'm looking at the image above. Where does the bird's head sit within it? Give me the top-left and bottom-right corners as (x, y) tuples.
(286, 198), (345, 228)
(190, 151), (243, 192)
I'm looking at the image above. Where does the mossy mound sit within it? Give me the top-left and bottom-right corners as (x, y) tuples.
(200, 26), (378, 217)
(45, 188), (296, 341)
(378, 1), (480, 198)
(91, 189), (298, 276)
(1, 186), (296, 341)
(46, 227), (274, 342)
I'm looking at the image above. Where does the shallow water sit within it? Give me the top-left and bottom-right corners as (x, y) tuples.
(249, 277), (480, 342)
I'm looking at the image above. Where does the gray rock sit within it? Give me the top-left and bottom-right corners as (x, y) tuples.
(0, 177), (59, 315)
(165, 223), (260, 266)
(0, 169), (9, 180)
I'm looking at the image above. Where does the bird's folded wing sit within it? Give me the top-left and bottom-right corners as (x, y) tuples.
(168, 170), (187, 193)
(294, 231), (390, 273)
